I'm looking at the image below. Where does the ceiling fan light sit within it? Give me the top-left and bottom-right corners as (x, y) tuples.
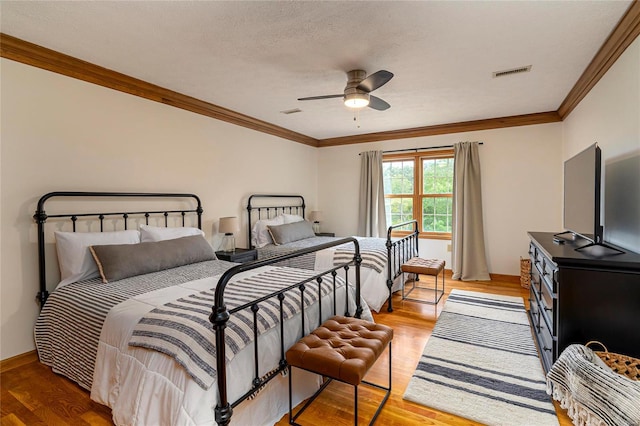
(344, 92), (370, 108)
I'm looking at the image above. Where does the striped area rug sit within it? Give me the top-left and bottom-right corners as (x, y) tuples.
(403, 289), (559, 425)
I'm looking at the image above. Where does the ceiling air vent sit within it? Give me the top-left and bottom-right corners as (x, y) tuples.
(280, 108), (302, 115)
(492, 65), (532, 78)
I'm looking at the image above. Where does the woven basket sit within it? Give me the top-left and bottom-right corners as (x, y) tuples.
(586, 341), (640, 381)
(519, 257), (531, 289)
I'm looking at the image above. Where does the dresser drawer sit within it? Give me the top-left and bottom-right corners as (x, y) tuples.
(533, 249), (545, 272)
(541, 259), (558, 293)
(537, 318), (556, 371)
(529, 288), (540, 327)
(531, 260), (541, 292)
(539, 275), (556, 334)
(532, 258), (556, 336)
(534, 250), (558, 293)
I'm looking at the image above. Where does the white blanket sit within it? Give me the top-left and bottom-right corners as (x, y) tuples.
(257, 236), (401, 312)
(90, 266), (372, 425)
(316, 242), (402, 313)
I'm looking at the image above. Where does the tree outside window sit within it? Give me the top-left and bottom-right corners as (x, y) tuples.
(383, 150), (453, 239)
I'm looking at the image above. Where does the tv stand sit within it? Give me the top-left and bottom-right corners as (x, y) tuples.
(553, 231), (625, 255)
(527, 232), (640, 373)
(575, 241), (625, 256)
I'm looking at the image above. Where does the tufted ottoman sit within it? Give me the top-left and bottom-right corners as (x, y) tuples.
(401, 257), (445, 305)
(286, 316), (393, 425)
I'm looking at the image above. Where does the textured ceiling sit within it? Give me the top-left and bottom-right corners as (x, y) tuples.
(0, 1), (632, 140)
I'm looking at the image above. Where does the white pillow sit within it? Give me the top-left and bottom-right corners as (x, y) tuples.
(139, 225), (205, 243)
(282, 214), (305, 224)
(55, 230), (141, 287)
(251, 216), (285, 248)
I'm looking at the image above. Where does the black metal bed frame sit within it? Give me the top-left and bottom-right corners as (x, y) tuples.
(246, 194), (306, 248)
(34, 191), (203, 307)
(386, 220), (420, 312)
(211, 239), (362, 425)
(34, 192), (363, 426)
(247, 194), (420, 312)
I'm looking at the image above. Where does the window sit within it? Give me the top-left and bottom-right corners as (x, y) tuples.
(383, 149), (454, 239)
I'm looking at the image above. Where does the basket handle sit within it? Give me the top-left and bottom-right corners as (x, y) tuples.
(586, 340), (608, 352)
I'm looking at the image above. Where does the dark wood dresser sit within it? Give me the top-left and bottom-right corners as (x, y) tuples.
(527, 232), (640, 372)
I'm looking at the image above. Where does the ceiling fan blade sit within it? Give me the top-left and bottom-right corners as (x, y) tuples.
(297, 94), (343, 101)
(357, 70), (394, 93)
(368, 95), (391, 111)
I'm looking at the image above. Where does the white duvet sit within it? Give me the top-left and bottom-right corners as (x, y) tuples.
(315, 240), (403, 313)
(90, 266), (372, 425)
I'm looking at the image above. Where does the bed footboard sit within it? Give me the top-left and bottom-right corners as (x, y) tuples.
(211, 238), (362, 426)
(385, 220), (419, 312)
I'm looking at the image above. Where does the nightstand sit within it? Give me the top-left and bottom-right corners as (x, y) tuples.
(315, 232), (335, 237)
(215, 248), (257, 263)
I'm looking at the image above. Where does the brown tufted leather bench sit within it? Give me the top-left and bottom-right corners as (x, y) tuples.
(401, 257), (445, 305)
(286, 316), (393, 425)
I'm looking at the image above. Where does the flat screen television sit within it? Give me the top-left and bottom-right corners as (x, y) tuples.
(562, 143), (603, 244)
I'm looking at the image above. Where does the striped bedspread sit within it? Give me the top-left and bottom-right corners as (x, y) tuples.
(333, 238), (387, 273)
(129, 267), (344, 389)
(257, 237), (388, 274)
(257, 236), (338, 270)
(34, 260), (234, 390)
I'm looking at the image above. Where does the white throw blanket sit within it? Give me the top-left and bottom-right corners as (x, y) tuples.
(546, 344), (640, 426)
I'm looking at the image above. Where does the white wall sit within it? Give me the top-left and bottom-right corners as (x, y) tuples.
(0, 59), (318, 359)
(318, 123), (563, 276)
(562, 37), (640, 251)
(2, 36), (637, 361)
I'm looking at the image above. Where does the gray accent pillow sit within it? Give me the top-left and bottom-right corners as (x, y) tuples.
(89, 235), (216, 283)
(267, 220), (315, 245)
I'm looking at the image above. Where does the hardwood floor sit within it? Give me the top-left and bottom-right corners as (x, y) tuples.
(1, 276), (572, 425)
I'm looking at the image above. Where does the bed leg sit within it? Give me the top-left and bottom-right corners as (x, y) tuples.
(386, 278), (394, 312)
(215, 403), (233, 426)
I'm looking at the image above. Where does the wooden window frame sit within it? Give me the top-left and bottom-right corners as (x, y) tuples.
(383, 149), (454, 240)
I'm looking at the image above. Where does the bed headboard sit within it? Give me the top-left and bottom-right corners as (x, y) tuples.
(34, 191), (203, 307)
(246, 194), (305, 248)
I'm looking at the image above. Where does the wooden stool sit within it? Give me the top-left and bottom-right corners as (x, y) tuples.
(286, 316), (393, 425)
(401, 257), (445, 305)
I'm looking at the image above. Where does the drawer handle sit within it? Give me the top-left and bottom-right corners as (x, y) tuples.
(543, 346), (552, 352)
(544, 307), (552, 312)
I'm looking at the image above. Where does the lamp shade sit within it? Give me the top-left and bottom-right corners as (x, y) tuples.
(309, 211), (323, 222)
(219, 216), (240, 234)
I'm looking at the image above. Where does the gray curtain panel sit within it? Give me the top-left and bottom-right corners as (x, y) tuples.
(452, 142), (490, 281)
(358, 150), (387, 237)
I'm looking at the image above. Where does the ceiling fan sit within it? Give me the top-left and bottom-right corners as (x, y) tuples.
(297, 69), (394, 111)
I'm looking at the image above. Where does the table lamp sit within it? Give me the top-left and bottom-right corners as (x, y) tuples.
(219, 216), (240, 253)
(309, 211), (323, 234)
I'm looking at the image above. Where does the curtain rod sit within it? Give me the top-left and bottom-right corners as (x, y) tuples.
(382, 142), (483, 154)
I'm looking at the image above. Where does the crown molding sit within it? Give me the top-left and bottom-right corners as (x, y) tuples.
(0, 33), (319, 147)
(3, 0), (638, 149)
(318, 112), (562, 147)
(558, 1), (640, 119)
